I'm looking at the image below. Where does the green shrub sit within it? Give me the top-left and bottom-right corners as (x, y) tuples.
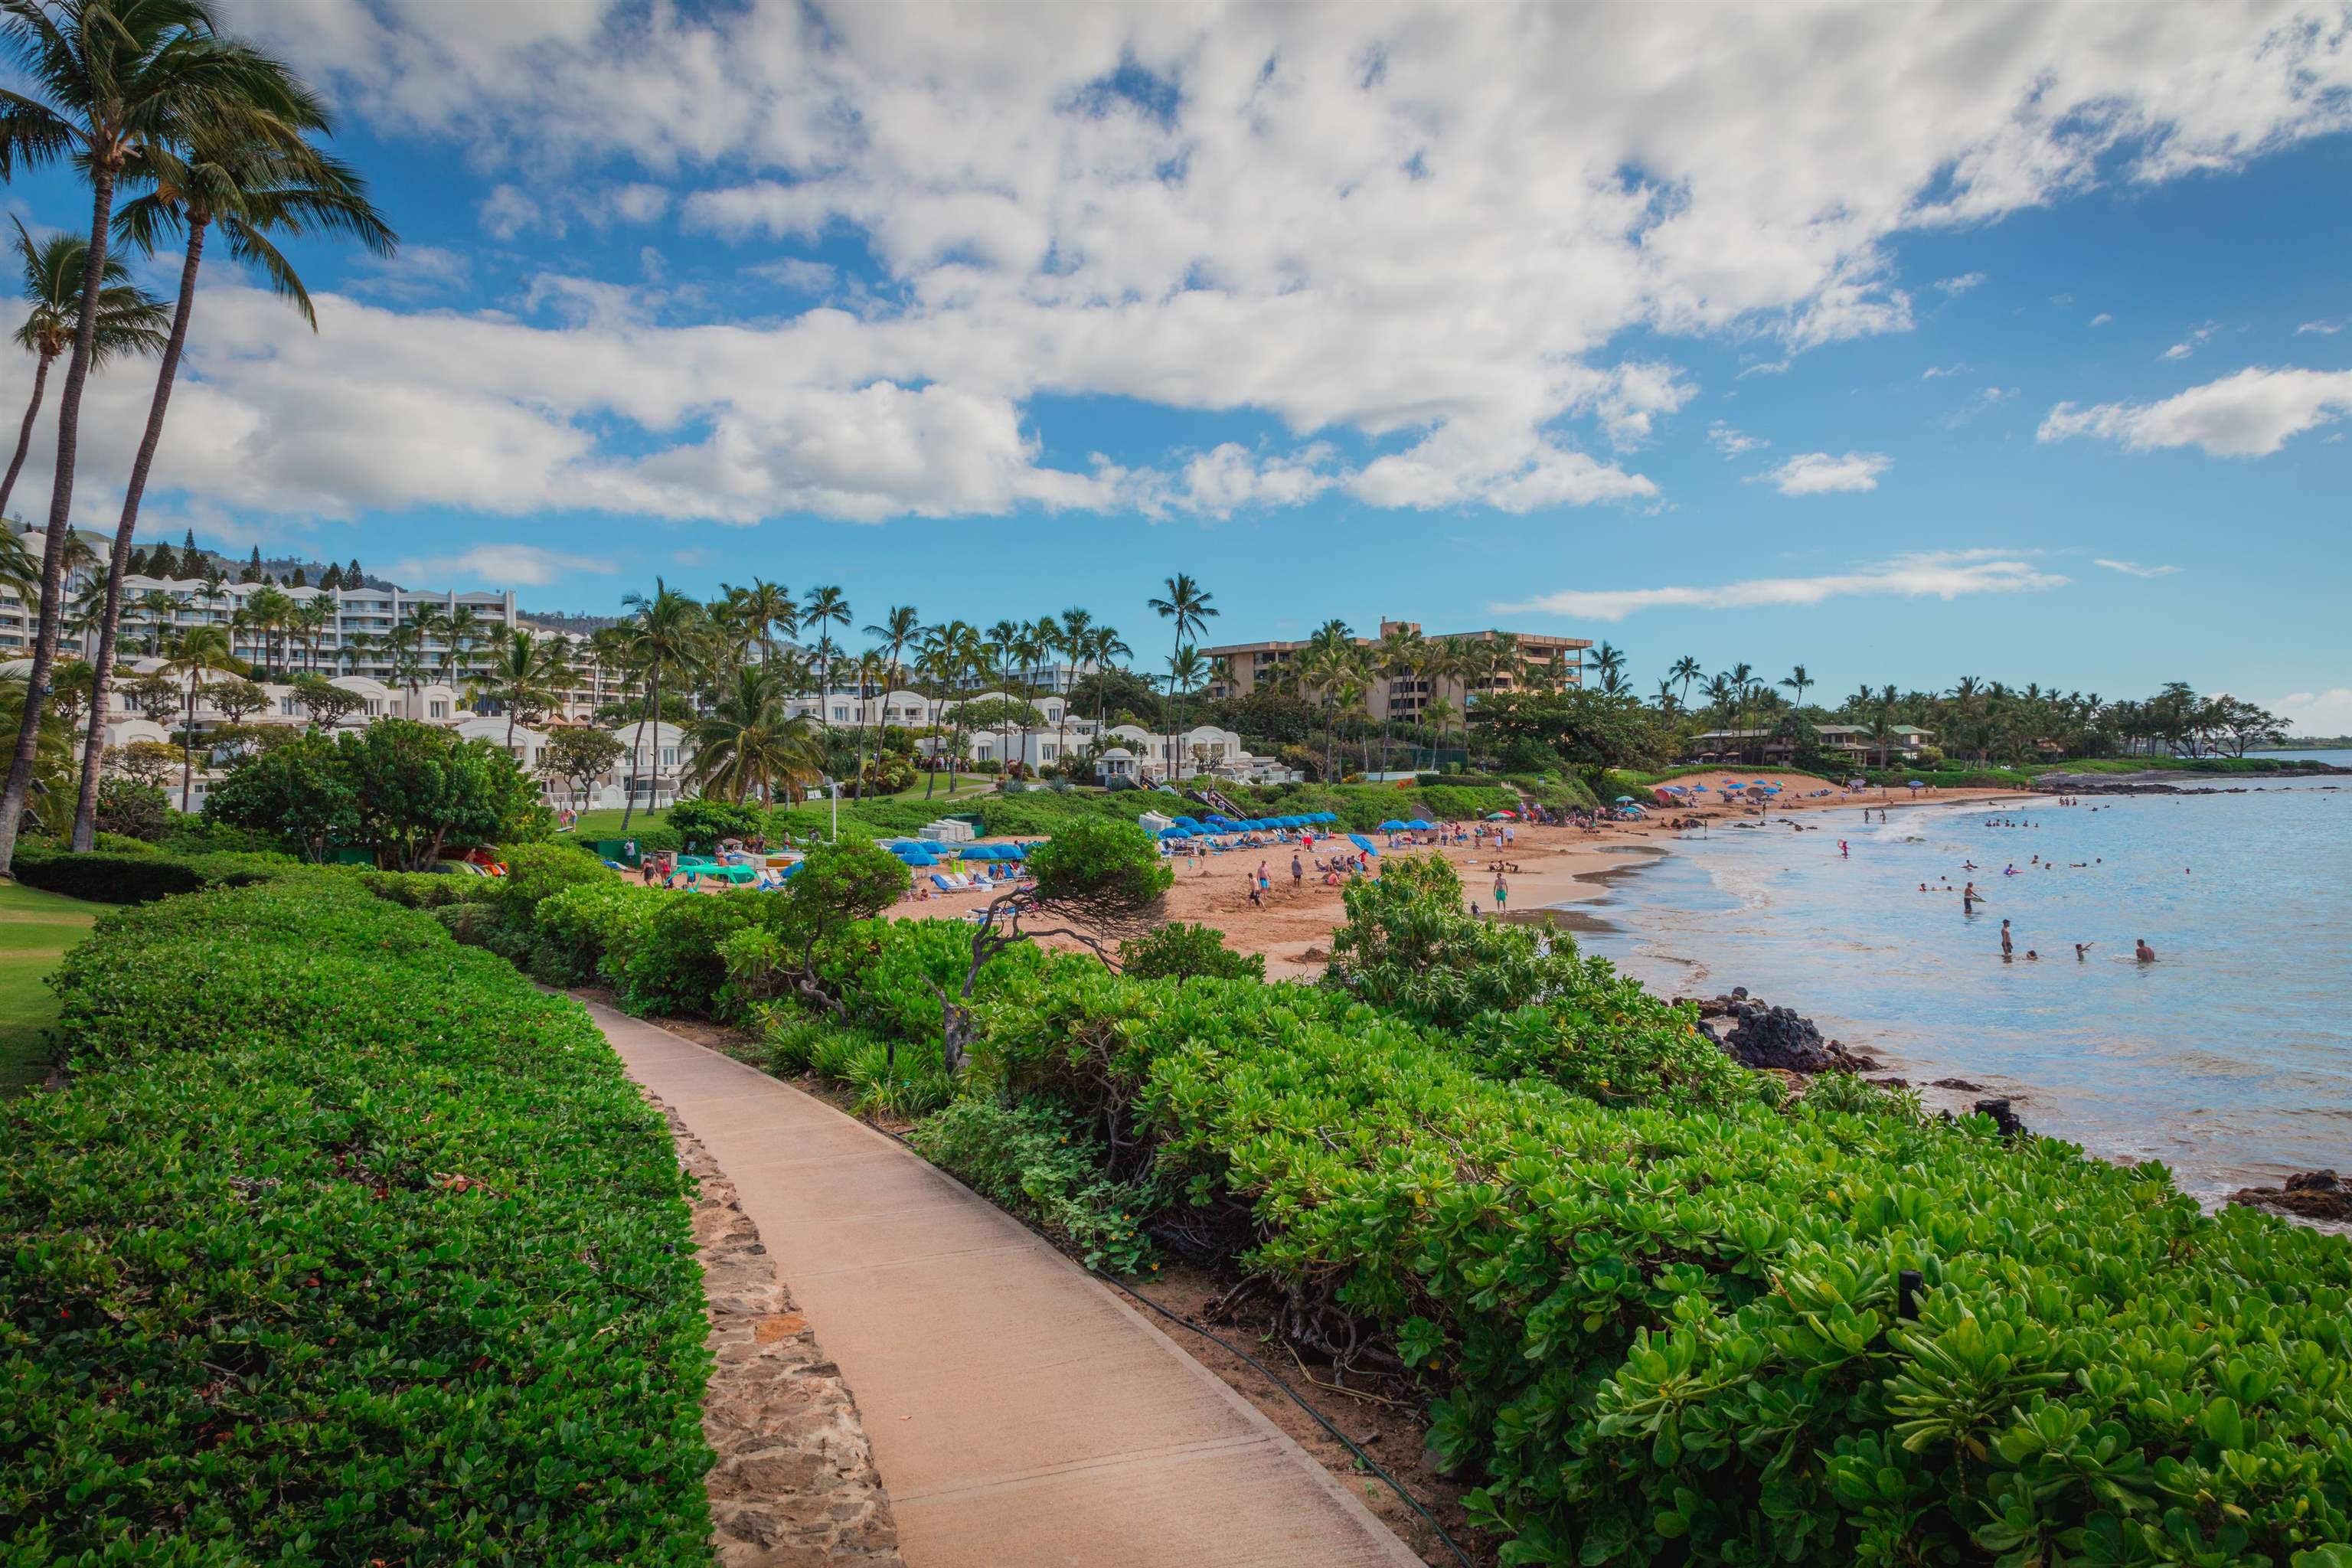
(8, 844), (292, 904)
(89, 831), (156, 854)
(668, 796), (765, 844)
(906, 1098), (1158, 1274)
(354, 866), (492, 907)
(1118, 920), (1266, 982)
(610, 893), (761, 1019)
(2, 878), (712, 1563)
(92, 777), (170, 841)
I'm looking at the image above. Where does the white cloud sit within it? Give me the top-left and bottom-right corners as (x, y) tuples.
(1494, 548), (2067, 620)
(748, 257), (838, 292)
(2273, 688), (2352, 734)
(2160, 321), (2217, 360)
(1736, 359), (1792, 379)
(1922, 363), (1966, 379)
(1935, 271), (1987, 294)
(1756, 450), (1890, 495)
(1707, 420), (1768, 458)
(2089, 312), (2112, 326)
(2038, 367), (2352, 457)
(390, 544), (616, 586)
(2297, 317), (2346, 336)
(90, 0), (2352, 526)
(2095, 557), (2180, 577)
(1163, 443), (1339, 518)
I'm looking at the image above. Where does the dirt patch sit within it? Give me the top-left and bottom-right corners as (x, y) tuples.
(662, 1099), (906, 1567)
(1122, 1264), (1498, 1568)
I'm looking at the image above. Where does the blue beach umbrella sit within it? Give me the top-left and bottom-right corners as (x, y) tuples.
(1406, 818), (1433, 831)
(1378, 818), (1406, 831)
(1348, 833), (1380, 855)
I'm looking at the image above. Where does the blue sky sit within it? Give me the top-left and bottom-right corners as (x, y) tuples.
(3, 2), (2348, 726)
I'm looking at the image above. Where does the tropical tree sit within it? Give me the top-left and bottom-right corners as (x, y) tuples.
(684, 663), (822, 805)
(1779, 663), (1814, 710)
(801, 584), (849, 725)
(1, 217), (168, 518)
(1080, 624), (1130, 733)
(1375, 621), (1424, 772)
(1668, 654), (1703, 710)
(725, 577), (795, 663)
(1591, 640), (1628, 692)
(863, 603), (921, 739)
(1146, 573), (1216, 772)
(158, 620), (237, 809)
(537, 726), (623, 811)
(0, 0), (296, 874)
(469, 626), (569, 751)
(616, 579), (705, 831)
(72, 74), (392, 847)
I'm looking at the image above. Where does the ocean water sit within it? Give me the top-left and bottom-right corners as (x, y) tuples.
(1571, 752), (2352, 1204)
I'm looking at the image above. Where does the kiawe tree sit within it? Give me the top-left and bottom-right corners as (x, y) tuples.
(936, 816), (1171, 1073)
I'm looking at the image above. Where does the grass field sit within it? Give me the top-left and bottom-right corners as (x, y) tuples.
(565, 775), (998, 839)
(0, 880), (98, 1095)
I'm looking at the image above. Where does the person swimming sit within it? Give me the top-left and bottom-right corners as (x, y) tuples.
(2135, 938), (2158, 963)
(2075, 942), (2093, 960)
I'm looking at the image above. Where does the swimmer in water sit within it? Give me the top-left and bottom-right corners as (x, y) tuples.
(2000, 919), (2013, 957)
(2075, 942), (2093, 960)
(2135, 938), (2157, 963)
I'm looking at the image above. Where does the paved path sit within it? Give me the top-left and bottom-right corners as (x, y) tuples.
(587, 1001), (1426, 1568)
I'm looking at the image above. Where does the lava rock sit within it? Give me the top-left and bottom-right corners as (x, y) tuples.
(1930, 1077), (1984, 1092)
(1972, 1098), (2029, 1137)
(1700, 993), (1879, 1075)
(2229, 1169), (2352, 1223)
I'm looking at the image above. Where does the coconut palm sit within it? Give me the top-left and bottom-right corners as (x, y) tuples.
(2, 218), (168, 518)
(1592, 640), (1627, 691)
(616, 580), (706, 831)
(126, 586), (175, 652)
(844, 646), (890, 795)
(684, 664), (822, 806)
(0, 0), (300, 873)
(1145, 573), (1216, 763)
(469, 627), (569, 752)
(158, 620), (235, 810)
(801, 584), (849, 725)
(1668, 654), (1703, 709)
(0, 523), (35, 601)
(1049, 606), (1091, 766)
(1081, 624), (1129, 733)
(862, 603), (921, 739)
(725, 577), (795, 662)
(72, 89), (391, 845)
(1779, 663), (1813, 710)
(1374, 621), (1423, 771)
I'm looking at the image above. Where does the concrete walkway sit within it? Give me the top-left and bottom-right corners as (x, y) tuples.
(587, 1001), (1427, 1568)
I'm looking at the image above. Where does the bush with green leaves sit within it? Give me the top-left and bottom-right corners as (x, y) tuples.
(2, 876), (711, 1563)
(8, 844), (292, 904)
(92, 776), (170, 841)
(1117, 920), (1266, 982)
(907, 1098), (1159, 1274)
(668, 796), (766, 845)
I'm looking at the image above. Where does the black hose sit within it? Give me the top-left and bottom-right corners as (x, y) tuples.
(870, 1122), (1476, 1568)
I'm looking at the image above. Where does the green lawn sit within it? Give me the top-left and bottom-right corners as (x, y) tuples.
(565, 776), (999, 839)
(0, 880), (98, 1096)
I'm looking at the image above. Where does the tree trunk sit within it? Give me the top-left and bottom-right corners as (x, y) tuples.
(621, 670), (656, 832)
(0, 162), (118, 874)
(73, 220), (208, 851)
(0, 353), (54, 521)
(180, 680), (196, 812)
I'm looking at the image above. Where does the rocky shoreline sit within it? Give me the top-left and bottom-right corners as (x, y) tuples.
(1687, 987), (2031, 1135)
(1685, 986), (2347, 1220)
(2033, 766), (2349, 796)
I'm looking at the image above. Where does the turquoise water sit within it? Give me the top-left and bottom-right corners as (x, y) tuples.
(1574, 753), (2352, 1203)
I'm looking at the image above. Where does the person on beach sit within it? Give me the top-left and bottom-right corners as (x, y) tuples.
(2136, 938), (2158, 962)
(1493, 874), (1509, 911)
(2000, 919), (2014, 958)
(1247, 873), (1263, 908)
(1291, 854), (1303, 889)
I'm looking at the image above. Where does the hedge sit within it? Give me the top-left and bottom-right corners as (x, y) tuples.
(7, 843), (293, 904)
(1, 874), (713, 1564)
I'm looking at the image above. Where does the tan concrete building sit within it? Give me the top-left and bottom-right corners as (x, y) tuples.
(1201, 619), (1590, 722)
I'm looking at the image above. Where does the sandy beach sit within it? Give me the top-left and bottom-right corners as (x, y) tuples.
(1109, 773), (2031, 977)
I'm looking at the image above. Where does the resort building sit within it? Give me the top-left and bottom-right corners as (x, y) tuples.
(1200, 619), (1590, 721)
(1684, 724), (1935, 765)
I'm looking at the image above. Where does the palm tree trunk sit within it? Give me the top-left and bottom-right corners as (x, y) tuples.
(621, 671), (656, 832)
(0, 353), (54, 521)
(0, 162), (119, 874)
(180, 681), (196, 812)
(72, 220), (207, 851)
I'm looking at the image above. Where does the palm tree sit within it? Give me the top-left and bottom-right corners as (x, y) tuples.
(1145, 573), (1217, 768)
(1592, 641), (1628, 691)
(0, 523), (36, 602)
(158, 621), (235, 810)
(616, 579), (706, 831)
(1668, 654), (1703, 710)
(684, 664), (822, 806)
(1049, 606), (1091, 768)
(1374, 621), (1423, 773)
(470, 626), (567, 752)
(1301, 618), (1354, 781)
(73, 80), (391, 846)
(1165, 645), (1207, 773)
(801, 584), (849, 726)
(439, 604), (483, 684)
(845, 646), (889, 795)
(1, 218), (169, 518)
(1779, 663), (1813, 711)
(727, 577), (795, 663)
(1081, 624), (1129, 733)
(0, 0), (294, 874)
(863, 603), (921, 740)
(916, 619), (982, 799)
(126, 586), (175, 653)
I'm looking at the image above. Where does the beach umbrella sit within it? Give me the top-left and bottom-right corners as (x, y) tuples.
(1908, 779), (1924, 791)
(1614, 795), (1635, 804)
(998, 843), (1028, 859)
(1378, 818), (1406, 831)
(1406, 818), (1433, 830)
(1348, 834), (1380, 855)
